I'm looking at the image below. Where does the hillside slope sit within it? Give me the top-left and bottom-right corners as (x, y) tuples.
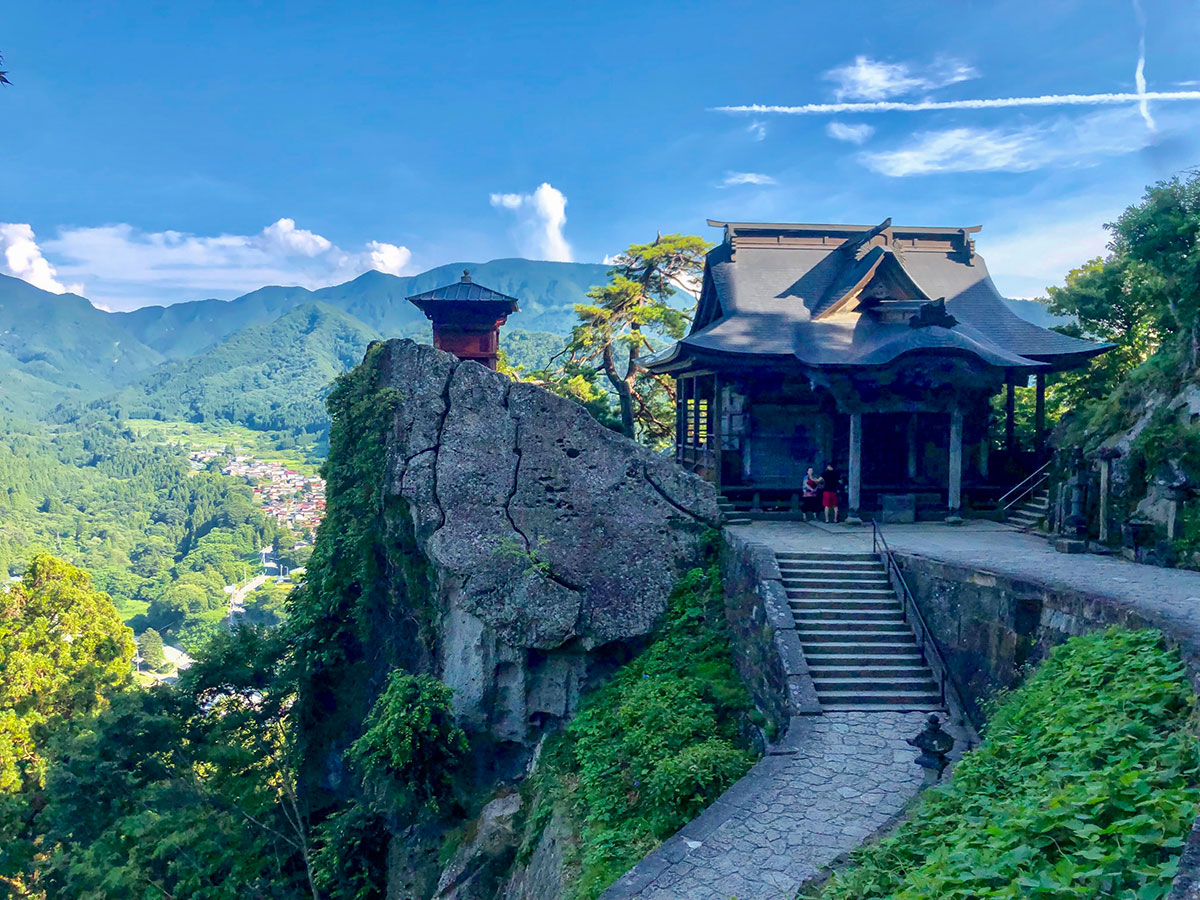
(87, 303), (379, 433)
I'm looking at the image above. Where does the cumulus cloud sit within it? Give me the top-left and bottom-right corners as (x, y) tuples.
(0, 223), (82, 295)
(721, 171), (777, 186)
(823, 55), (978, 102)
(826, 121), (875, 144)
(26, 218), (414, 309)
(489, 183), (573, 262)
(859, 107), (1158, 176)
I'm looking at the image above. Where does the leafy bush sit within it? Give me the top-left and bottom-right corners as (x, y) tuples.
(348, 671), (469, 819)
(525, 563), (756, 900)
(817, 628), (1200, 900)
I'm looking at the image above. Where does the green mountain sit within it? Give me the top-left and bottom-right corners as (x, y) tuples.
(88, 303), (380, 433)
(0, 274), (163, 415)
(113, 259), (610, 360)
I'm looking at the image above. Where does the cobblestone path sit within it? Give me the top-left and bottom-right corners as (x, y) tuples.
(601, 711), (943, 900)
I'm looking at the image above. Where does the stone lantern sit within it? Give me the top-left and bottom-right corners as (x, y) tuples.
(406, 270), (520, 370)
(907, 714), (955, 785)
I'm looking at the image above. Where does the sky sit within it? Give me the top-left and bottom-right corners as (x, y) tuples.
(3, 0), (1200, 311)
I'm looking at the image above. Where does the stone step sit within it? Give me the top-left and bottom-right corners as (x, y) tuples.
(789, 598), (899, 612)
(820, 700), (945, 712)
(816, 690), (943, 708)
(803, 640), (922, 655)
(802, 630), (921, 645)
(776, 551), (879, 562)
(812, 676), (938, 692)
(797, 619), (912, 633)
(777, 563), (886, 575)
(781, 576), (891, 590)
(793, 608), (905, 622)
(787, 587), (896, 600)
(807, 664), (932, 679)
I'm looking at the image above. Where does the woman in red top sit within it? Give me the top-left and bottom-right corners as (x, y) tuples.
(801, 466), (821, 521)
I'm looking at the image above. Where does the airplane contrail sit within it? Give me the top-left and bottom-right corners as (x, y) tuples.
(713, 91), (1200, 116)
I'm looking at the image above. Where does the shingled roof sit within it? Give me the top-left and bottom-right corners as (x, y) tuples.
(645, 220), (1110, 374)
(406, 270), (520, 308)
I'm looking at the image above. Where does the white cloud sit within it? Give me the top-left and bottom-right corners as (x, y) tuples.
(859, 107), (1156, 176)
(488, 183), (573, 262)
(0, 223), (83, 295)
(364, 240), (412, 276)
(823, 55), (978, 102)
(747, 120), (767, 141)
(721, 171), (777, 187)
(33, 218), (413, 309)
(714, 89), (1200, 116)
(826, 121), (875, 144)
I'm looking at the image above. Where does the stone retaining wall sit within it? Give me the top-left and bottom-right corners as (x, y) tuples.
(721, 533), (822, 733)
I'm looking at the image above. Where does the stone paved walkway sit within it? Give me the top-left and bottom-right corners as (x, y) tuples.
(601, 711), (947, 900)
(731, 520), (1200, 649)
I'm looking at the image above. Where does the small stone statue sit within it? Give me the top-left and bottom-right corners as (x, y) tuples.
(907, 714), (955, 785)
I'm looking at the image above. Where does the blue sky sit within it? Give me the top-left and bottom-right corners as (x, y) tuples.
(3, 0), (1200, 310)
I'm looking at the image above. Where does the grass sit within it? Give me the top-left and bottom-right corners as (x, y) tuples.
(812, 627), (1200, 900)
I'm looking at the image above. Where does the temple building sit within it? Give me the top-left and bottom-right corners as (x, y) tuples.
(643, 219), (1110, 521)
(407, 270), (520, 370)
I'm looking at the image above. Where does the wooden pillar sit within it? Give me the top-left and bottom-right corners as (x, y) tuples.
(978, 430), (989, 480)
(1098, 456), (1111, 543)
(947, 408), (964, 523)
(675, 377), (686, 464)
(711, 374), (723, 489)
(1005, 371), (1016, 452)
(846, 412), (863, 525)
(691, 378), (701, 461)
(1034, 373), (1046, 456)
(906, 413), (919, 480)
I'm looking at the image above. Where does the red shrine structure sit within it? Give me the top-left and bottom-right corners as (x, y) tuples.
(406, 270), (520, 369)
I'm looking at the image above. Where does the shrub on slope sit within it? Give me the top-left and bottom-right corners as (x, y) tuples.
(818, 627), (1200, 900)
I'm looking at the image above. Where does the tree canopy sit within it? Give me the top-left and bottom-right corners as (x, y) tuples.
(560, 233), (711, 443)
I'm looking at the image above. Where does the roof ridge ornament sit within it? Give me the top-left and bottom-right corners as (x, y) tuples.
(841, 217), (892, 260)
(461, 269), (472, 283)
(909, 297), (958, 329)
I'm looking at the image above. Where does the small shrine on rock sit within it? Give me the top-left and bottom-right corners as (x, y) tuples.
(643, 219), (1111, 521)
(406, 270), (520, 370)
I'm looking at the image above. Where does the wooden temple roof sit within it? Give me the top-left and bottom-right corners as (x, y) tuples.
(644, 219), (1110, 374)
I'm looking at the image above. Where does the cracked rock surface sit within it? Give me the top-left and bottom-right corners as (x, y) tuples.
(376, 340), (719, 743)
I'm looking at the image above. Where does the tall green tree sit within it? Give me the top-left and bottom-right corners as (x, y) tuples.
(0, 555), (134, 795)
(562, 234), (711, 442)
(137, 627), (167, 672)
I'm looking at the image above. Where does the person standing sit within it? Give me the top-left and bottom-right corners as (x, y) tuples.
(822, 463), (841, 524)
(802, 466), (822, 521)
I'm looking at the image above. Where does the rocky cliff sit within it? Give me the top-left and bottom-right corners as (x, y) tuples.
(374, 339), (720, 749)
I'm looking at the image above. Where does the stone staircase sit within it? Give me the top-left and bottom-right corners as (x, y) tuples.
(778, 550), (942, 711)
(717, 496), (751, 526)
(1006, 488), (1050, 530)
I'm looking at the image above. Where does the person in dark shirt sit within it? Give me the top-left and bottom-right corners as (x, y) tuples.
(822, 463), (841, 523)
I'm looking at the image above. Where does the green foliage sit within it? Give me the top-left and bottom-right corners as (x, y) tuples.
(288, 344), (435, 800)
(0, 555), (134, 795)
(817, 628), (1200, 900)
(526, 564), (755, 900)
(310, 804), (391, 900)
(29, 627), (319, 899)
(137, 627), (167, 671)
(560, 234), (710, 443)
(0, 415), (287, 649)
(348, 672), (469, 819)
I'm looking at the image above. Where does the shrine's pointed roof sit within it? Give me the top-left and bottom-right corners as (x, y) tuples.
(644, 219), (1111, 374)
(406, 270), (520, 308)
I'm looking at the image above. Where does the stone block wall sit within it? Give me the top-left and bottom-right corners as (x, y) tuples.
(721, 533), (821, 737)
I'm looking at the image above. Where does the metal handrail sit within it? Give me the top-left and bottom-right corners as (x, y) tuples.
(871, 519), (974, 727)
(998, 459), (1053, 511)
